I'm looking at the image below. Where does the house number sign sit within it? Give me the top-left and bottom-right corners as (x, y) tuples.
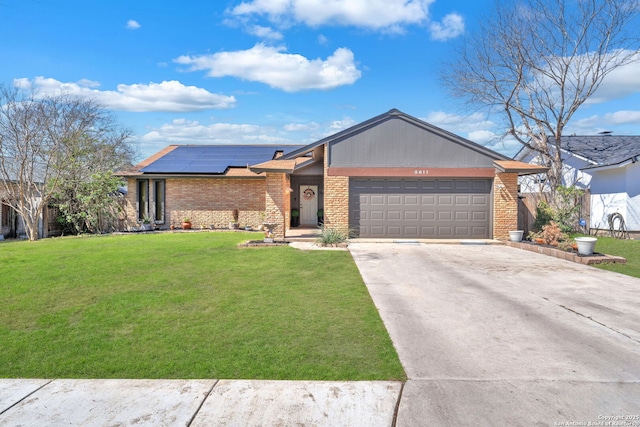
(303, 188), (315, 200)
(413, 170), (429, 175)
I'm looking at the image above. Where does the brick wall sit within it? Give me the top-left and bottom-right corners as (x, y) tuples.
(323, 145), (350, 233)
(493, 172), (518, 239)
(265, 172), (288, 239)
(123, 177), (266, 230)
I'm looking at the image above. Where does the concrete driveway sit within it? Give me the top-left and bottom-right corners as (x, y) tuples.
(349, 242), (640, 426)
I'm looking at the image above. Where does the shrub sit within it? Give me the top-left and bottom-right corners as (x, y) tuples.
(316, 226), (349, 246)
(552, 185), (585, 233)
(541, 221), (563, 245)
(532, 201), (554, 231)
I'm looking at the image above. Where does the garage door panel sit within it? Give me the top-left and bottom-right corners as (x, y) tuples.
(370, 195), (385, 205)
(455, 226), (471, 235)
(421, 211), (435, 220)
(472, 211), (487, 221)
(404, 210), (419, 220)
(472, 226), (488, 236)
(388, 210), (401, 220)
(438, 195), (453, 205)
(472, 195), (488, 205)
(403, 226), (419, 236)
(438, 211), (453, 221)
(350, 178), (491, 238)
(420, 181), (436, 191)
(421, 226), (436, 235)
(437, 226), (453, 236)
(388, 195), (402, 205)
(387, 226), (402, 235)
(404, 195), (419, 205)
(455, 212), (469, 221)
(438, 180), (453, 191)
(370, 210), (385, 220)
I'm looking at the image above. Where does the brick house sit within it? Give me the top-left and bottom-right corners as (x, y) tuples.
(118, 109), (545, 239)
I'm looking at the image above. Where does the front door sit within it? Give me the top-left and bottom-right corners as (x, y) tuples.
(300, 185), (318, 226)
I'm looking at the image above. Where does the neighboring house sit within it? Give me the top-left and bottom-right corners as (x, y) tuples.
(118, 109), (545, 240)
(515, 135), (640, 234)
(0, 158), (58, 239)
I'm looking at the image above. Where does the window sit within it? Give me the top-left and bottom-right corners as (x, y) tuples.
(153, 180), (165, 223)
(1, 202), (10, 227)
(137, 180), (149, 221)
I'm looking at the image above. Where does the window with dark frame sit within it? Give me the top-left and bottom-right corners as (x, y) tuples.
(1, 202), (9, 227)
(137, 179), (149, 221)
(153, 180), (165, 223)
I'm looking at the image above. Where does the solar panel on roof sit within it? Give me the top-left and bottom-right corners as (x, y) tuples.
(139, 145), (305, 174)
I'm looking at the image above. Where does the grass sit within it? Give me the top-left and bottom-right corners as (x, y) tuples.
(0, 232), (405, 380)
(589, 236), (640, 278)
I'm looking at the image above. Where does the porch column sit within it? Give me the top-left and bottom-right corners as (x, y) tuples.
(493, 172), (519, 240)
(265, 172), (290, 239)
(323, 145), (350, 233)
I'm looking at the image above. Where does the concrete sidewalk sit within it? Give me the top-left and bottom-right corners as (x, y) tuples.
(0, 379), (402, 426)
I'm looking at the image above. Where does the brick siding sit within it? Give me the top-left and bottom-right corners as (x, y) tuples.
(493, 172), (518, 240)
(323, 145), (350, 233)
(123, 177), (266, 230)
(264, 172), (289, 239)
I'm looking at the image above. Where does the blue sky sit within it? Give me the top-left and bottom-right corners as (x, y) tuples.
(2, 0), (640, 161)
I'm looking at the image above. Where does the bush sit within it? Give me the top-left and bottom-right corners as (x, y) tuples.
(315, 226), (349, 246)
(532, 201), (554, 231)
(552, 185), (585, 233)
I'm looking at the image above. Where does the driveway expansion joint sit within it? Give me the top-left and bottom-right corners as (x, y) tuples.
(558, 302), (640, 344)
(0, 379), (53, 417)
(186, 379), (218, 427)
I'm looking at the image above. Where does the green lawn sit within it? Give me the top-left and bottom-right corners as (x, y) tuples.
(0, 232), (405, 380)
(591, 236), (640, 278)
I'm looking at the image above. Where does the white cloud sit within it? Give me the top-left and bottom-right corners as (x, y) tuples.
(587, 52), (640, 104)
(229, 0), (433, 31)
(424, 110), (521, 155)
(16, 77), (236, 112)
(429, 13), (464, 41)
(284, 122), (320, 132)
(174, 43), (361, 92)
(424, 111), (495, 134)
(326, 117), (356, 134)
(571, 110), (640, 134)
(140, 119), (292, 144)
(247, 25), (284, 40)
(126, 20), (141, 30)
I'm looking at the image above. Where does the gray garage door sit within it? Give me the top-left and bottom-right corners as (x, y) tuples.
(349, 178), (492, 238)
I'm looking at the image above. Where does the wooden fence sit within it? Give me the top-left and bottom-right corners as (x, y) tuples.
(517, 190), (590, 235)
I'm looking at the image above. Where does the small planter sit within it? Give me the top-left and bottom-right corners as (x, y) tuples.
(508, 230), (524, 242)
(575, 237), (597, 256)
(182, 221), (192, 230)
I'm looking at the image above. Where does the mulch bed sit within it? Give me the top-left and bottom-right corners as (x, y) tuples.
(238, 240), (290, 248)
(506, 240), (626, 265)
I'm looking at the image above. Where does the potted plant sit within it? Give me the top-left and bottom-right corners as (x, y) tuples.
(317, 208), (324, 226)
(182, 218), (192, 230)
(574, 236), (597, 256)
(508, 230), (524, 242)
(291, 208), (300, 227)
(141, 216), (153, 231)
(229, 208), (239, 229)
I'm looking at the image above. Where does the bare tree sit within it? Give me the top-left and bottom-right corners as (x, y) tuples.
(0, 85), (132, 240)
(443, 0), (640, 192)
